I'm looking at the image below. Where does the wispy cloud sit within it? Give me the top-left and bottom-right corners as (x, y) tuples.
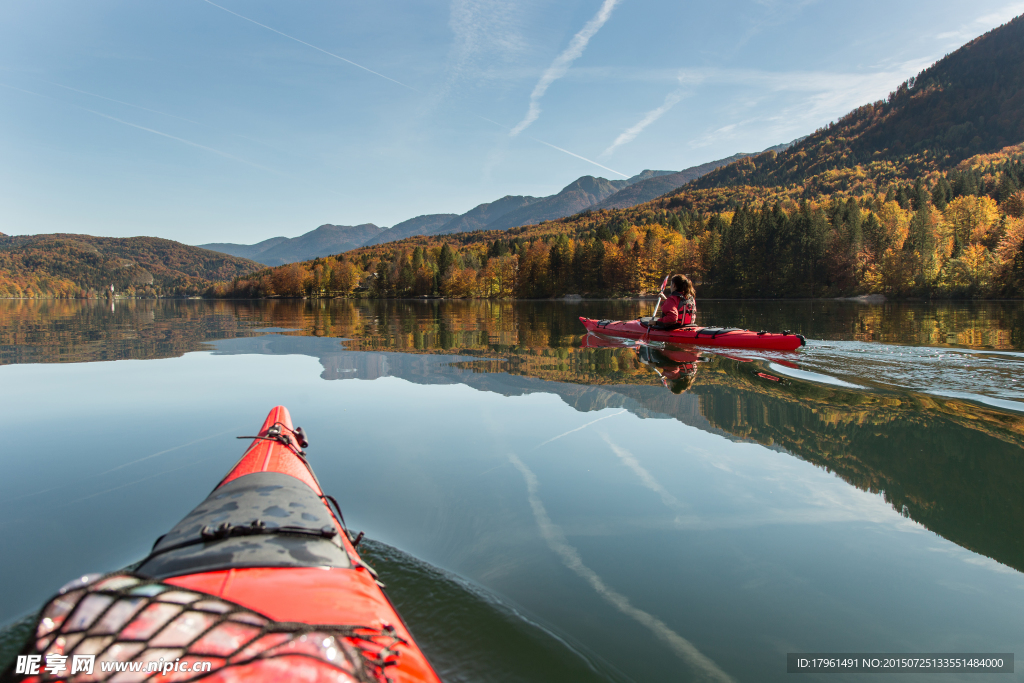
(557, 59), (934, 139)
(430, 1), (535, 139)
(446, 0), (532, 86)
(571, 62), (931, 93)
(673, 60), (932, 149)
(509, 453), (735, 683)
(510, 0), (621, 136)
(200, 0), (418, 92)
(936, 2), (1024, 43)
(735, 0), (819, 49)
(603, 87), (684, 156)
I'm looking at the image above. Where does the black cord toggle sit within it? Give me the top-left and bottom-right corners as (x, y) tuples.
(294, 426), (310, 448)
(236, 421), (309, 457)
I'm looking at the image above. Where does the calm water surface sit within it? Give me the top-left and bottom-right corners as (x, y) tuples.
(1, 298), (1023, 682)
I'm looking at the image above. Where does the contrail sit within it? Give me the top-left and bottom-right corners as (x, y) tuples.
(530, 137), (628, 177)
(59, 451), (221, 508)
(0, 82), (274, 172)
(510, 0), (621, 137)
(599, 432), (685, 510)
(603, 88), (684, 156)
(5, 429), (238, 503)
(535, 409), (627, 448)
(84, 108), (276, 172)
(201, 0), (418, 92)
(46, 79), (330, 158)
(476, 114), (629, 178)
(509, 454), (736, 683)
(45, 81), (202, 124)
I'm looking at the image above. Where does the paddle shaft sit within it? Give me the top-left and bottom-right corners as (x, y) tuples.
(644, 275), (671, 342)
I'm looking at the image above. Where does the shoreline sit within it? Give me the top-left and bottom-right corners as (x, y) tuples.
(3, 294), (1024, 303)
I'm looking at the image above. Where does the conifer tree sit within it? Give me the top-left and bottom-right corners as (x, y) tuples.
(998, 172), (1020, 203)
(931, 177), (952, 210)
(438, 243), (455, 282)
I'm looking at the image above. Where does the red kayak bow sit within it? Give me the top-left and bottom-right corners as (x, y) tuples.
(15, 407), (441, 683)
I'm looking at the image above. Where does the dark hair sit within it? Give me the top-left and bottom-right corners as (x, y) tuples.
(669, 373), (696, 394)
(670, 274), (695, 298)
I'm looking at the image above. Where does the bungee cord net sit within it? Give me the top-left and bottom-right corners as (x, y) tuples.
(12, 573), (405, 682)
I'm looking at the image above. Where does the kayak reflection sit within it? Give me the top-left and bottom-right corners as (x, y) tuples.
(581, 332), (704, 394)
(637, 345), (702, 394)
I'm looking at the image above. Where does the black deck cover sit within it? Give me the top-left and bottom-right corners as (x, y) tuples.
(137, 472), (351, 579)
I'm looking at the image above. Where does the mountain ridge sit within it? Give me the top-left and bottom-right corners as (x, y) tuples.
(198, 156), (755, 265)
(597, 141), (800, 210)
(484, 176), (628, 231)
(361, 214), (458, 247)
(200, 223), (383, 267)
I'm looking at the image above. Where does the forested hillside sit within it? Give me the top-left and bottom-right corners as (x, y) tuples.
(211, 15), (1024, 302)
(0, 234), (261, 298)
(693, 14), (1024, 191)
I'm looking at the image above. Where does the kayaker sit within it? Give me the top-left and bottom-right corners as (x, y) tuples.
(637, 345), (701, 393)
(665, 365), (698, 394)
(655, 274), (697, 329)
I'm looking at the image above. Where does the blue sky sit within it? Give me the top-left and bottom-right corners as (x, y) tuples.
(2, 0), (1022, 245)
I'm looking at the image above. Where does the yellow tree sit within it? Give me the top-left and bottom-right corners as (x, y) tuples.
(312, 263), (326, 295)
(996, 216), (1024, 271)
(944, 195), (999, 248)
(865, 248), (916, 296)
(959, 243), (996, 290)
(495, 254), (518, 297)
(329, 260), (359, 295)
(271, 263), (310, 296)
(600, 241), (625, 293)
(874, 201), (910, 253)
(479, 258), (498, 297)
(517, 241), (551, 297)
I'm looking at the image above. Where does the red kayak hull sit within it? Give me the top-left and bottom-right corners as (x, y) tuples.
(19, 406), (441, 683)
(579, 317), (805, 350)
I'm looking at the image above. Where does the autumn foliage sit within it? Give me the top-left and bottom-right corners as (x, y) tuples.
(0, 235), (262, 298)
(214, 144), (1024, 300)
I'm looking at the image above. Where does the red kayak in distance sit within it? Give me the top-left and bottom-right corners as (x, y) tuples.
(580, 317), (806, 351)
(15, 406), (442, 683)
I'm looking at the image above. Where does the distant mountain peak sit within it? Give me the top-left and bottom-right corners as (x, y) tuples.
(592, 145), (796, 211)
(626, 170), (675, 184)
(200, 223), (383, 266)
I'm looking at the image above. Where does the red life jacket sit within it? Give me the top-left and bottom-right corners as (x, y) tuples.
(660, 293), (697, 326)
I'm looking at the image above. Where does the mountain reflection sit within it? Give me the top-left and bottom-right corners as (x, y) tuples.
(2, 297), (1023, 574)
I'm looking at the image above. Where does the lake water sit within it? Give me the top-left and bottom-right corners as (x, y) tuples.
(1, 298), (1023, 682)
